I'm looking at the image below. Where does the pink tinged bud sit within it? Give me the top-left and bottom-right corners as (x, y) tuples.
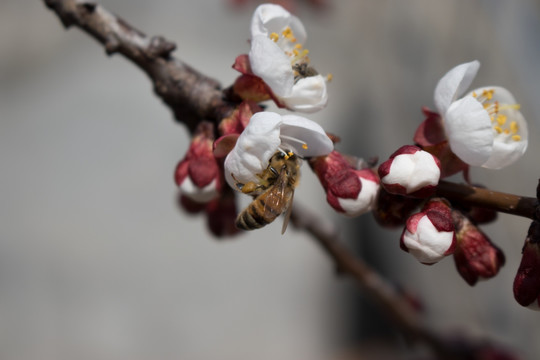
(379, 145), (441, 198)
(206, 187), (240, 238)
(513, 221), (540, 309)
(372, 188), (423, 228)
(337, 169), (380, 217)
(400, 199), (456, 265)
(311, 151), (379, 216)
(452, 210), (505, 286)
(174, 122), (222, 203)
(218, 101), (263, 136)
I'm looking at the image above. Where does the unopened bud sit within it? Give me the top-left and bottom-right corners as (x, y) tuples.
(378, 145), (441, 198)
(513, 220), (540, 309)
(311, 151), (379, 216)
(372, 188), (423, 228)
(452, 210), (505, 286)
(206, 187), (240, 238)
(400, 198), (456, 265)
(175, 122), (222, 203)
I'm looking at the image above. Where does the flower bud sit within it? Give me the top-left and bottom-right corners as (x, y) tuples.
(513, 220), (540, 309)
(218, 100), (263, 136)
(206, 187), (240, 238)
(452, 210), (505, 286)
(372, 188), (423, 228)
(311, 151), (379, 216)
(175, 122), (222, 203)
(378, 145), (441, 198)
(400, 198), (456, 265)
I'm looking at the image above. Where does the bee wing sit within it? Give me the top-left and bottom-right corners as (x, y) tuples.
(262, 167), (293, 223)
(280, 189), (294, 235)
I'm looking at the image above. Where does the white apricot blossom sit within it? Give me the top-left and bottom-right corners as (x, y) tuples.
(434, 60), (528, 169)
(249, 4), (329, 113)
(378, 145), (440, 198)
(224, 112), (333, 189)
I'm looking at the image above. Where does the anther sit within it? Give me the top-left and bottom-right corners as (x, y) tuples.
(269, 32), (279, 42)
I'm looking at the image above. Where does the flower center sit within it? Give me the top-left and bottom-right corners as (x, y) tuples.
(472, 89), (522, 142)
(269, 27), (314, 75)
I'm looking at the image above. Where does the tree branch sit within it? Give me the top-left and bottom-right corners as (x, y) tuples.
(437, 180), (538, 220)
(290, 202), (510, 359)
(43, 0), (235, 133)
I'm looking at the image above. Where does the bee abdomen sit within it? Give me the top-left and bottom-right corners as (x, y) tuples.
(236, 199), (276, 230)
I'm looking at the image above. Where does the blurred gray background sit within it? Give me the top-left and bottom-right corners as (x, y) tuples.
(1, 0), (540, 359)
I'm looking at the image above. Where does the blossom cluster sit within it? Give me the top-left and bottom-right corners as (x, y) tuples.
(172, 4), (534, 309)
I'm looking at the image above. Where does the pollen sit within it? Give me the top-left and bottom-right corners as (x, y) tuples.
(326, 73), (333, 82)
(496, 114), (507, 126)
(510, 121), (519, 133)
(494, 126), (503, 134)
(302, 144), (308, 150)
(270, 32), (279, 42)
(512, 135), (521, 141)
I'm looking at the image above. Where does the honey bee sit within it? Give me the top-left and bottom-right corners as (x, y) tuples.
(292, 63), (318, 83)
(234, 150), (300, 234)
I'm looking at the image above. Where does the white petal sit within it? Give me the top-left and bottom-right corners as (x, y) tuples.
(250, 4), (307, 44)
(180, 178), (219, 203)
(224, 112), (282, 188)
(280, 75), (328, 113)
(382, 151), (439, 193)
(404, 216), (454, 264)
(249, 36), (294, 97)
(434, 60), (480, 115)
(444, 95), (493, 166)
(281, 114), (333, 157)
(338, 177), (379, 217)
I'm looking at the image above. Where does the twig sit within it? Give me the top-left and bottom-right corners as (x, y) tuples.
(43, 0), (235, 133)
(437, 180), (538, 220)
(290, 202), (507, 359)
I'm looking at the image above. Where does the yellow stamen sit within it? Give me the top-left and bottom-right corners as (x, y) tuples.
(326, 73), (333, 82)
(302, 144), (308, 150)
(494, 126), (503, 134)
(293, 49), (299, 56)
(504, 129), (510, 134)
(496, 114), (507, 126)
(482, 89), (494, 100)
(499, 104), (521, 111)
(282, 27), (292, 37)
(510, 121), (519, 134)
(512, 135), (522, 141)
(472, 91), (477, 97)
(294, 43), (302, 49)
(269, 32), (279, 42)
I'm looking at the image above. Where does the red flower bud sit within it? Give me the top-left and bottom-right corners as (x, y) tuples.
(400, 198), (456, 265)
(175, 122), (222, 203)
(206, 187), (240, 238)
(218, 101), (263, 136)
(513, 220), (540, 309)
(452, 210), (505, 286)
(372, 188), (423, 228)
(311, 151), (379, 216)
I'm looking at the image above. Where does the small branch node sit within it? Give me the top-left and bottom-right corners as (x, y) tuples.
(104, 36), (120, 55)
(147, 36), (177, 59)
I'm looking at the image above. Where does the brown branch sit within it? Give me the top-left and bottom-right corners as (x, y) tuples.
(437, 180), (538, 220)
(290, 202), (512, 359)
(43, 0), (235, 133)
